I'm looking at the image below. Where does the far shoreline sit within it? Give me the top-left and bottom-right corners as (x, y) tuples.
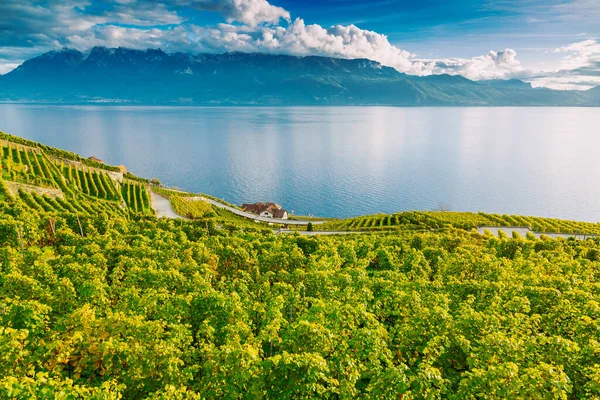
(1, 101), (599, 108)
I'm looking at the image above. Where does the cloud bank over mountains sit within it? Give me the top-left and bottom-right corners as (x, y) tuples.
(529, 39), (600, 90)
(0, 0), (598, 89)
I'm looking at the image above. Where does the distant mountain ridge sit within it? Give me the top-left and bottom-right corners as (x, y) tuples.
(1, 46), (598, 106)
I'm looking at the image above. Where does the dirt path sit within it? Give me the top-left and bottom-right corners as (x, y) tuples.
(150, 191), (184, 219)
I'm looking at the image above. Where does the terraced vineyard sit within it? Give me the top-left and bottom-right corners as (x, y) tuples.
(121, 180), (151, 214)
(319, 210), (600, 234)
(14, 188), (127, 217)
(57, 161), (121, 201)
(0, 132), (152, 217)
(0, 141), (57, 188)
(0, 132), (121, 172)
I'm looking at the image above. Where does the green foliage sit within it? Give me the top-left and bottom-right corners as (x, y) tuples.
(170, 196), (213, 219)
(2, 133), (600, 399)
(0, 131), (121, 172)
(152, 186), (190, 198)
(2, 198), (600, 399)
(124, 172), (149, 184)
(321, 210), (600, 235)
(121, 181), (151, 215)
(0, 142), (57, 188)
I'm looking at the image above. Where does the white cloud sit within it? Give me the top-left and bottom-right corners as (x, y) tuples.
(0, 0), (510, 79)
(529, 75), (600, 91)
(190, 20), (527, 81)
(427, 49), (523, 80)
(191, 19), (435, 75)
(0, 0), (598, 90)
(551, 38), (600, 70)
(526, 38), (600, 90)
(64, 25), (194, 53)
(0, 62), (19, 75)
(182, 0), (290, 26)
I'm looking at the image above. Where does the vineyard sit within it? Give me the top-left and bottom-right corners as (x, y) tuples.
(121, 180), (152, 214)
(319, 210), (600, 234)
(1, 133), (600, 398)
(1, 141), (57, 188)
(0, 132), (121, 172)
(0, 133), (153, 217)
(170, 195), (214, 218)
(58, 161), (121, 201)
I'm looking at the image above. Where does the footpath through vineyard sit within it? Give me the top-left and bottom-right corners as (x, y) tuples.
(150, 190), (184, 219)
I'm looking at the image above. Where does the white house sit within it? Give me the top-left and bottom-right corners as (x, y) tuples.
(242, 202), (288, 219)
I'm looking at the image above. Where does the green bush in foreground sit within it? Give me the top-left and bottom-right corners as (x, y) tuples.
(1, 195), (600, 399)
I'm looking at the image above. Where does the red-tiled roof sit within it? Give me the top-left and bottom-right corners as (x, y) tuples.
(242, 202), (287, 217)
(272, 209), (287, 218)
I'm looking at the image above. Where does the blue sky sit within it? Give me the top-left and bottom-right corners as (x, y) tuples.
(0, 0), (599, 89)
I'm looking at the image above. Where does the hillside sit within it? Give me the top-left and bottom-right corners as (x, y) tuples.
(1, 47), (599, 106)
(1, 133), (600, 398)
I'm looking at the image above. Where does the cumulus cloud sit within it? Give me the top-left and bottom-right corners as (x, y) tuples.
(0, 0), (183, 66)
(190, 19), (527, 80)
(528, 74), (600, 91)
(64, 25), (195, 53)
(551, 39), (600, 70)
(192, 19), (435, 75)
(0, 62), (19, 75)
(182, 0), (290, 26)
(527, 38), (600, 90)
(430, 49), (523, 80)
(0, 0), (598, 90)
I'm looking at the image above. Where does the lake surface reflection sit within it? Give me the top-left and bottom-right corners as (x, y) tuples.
(1, 105), (599, 220)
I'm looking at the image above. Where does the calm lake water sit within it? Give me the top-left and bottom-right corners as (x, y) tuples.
(1, 104), (599, 221)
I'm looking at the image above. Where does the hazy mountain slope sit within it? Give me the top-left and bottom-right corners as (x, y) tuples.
(0, 47), (598, 106)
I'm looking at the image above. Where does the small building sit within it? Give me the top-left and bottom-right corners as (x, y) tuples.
(242, 202), (288, 220)
(88, 156), (104, 163)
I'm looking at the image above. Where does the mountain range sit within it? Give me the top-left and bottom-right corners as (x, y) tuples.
(1, 46), (599, 106)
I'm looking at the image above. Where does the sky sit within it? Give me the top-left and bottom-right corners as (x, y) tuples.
(0, 0), (599, 89)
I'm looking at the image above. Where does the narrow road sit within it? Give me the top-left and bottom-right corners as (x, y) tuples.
(150, 191), (184, 219)
(150, 188), (327, 225)
(147, 197), (598, 239)
(192, 195), (327, 226)
(477, 226), (599, 240)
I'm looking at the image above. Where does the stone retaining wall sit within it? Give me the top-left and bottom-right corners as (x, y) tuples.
(4, 181), (64, 199)
(0, 139), (41, 154)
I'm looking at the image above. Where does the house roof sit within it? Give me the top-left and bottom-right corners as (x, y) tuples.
(242, 202), (287, 217)
(272, 208), (287, 218)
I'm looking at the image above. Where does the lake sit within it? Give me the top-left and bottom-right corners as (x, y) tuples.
(1, 104), (599, 221)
